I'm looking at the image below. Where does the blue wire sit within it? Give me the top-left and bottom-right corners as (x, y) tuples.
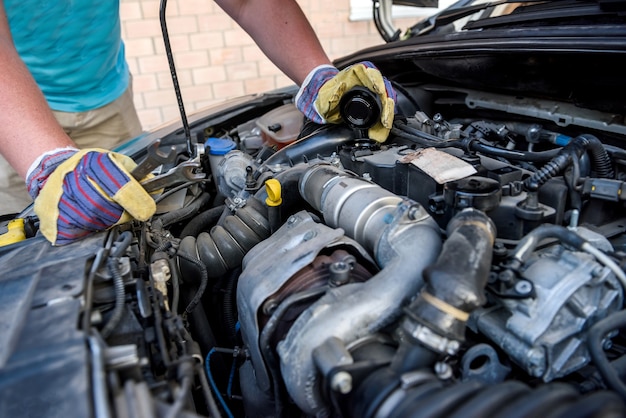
(205, 348), (235, 418)
(227, 355), (237, 398)
(227, 322), (241, 397)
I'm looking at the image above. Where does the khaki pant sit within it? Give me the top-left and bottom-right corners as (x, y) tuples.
(0, 83), (143, 215)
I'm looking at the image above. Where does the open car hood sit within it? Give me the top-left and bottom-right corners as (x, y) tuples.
(351, 0), (626, 119)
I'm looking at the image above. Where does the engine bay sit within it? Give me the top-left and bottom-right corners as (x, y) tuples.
(2, 72), (626, 417)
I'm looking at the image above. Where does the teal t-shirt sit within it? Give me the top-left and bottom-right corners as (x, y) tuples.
(4, 1), (129, 112)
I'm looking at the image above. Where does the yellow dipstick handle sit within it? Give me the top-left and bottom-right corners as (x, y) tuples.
(265, 179), (283, 207)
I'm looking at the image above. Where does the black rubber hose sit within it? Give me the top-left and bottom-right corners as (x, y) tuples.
(111, 230), (134, 258)
(353, 367), (418, 418)
(469, 141), (560, 162)
(578, 133), (614, 179)
(589, 353), (626, 392)
(551, 390), (626, 418)
(155, 192), (211, 228)
(349, 363), (624, 418)
(222, 267), (240, 343)
(177, 249), (209, 315)
(101, 257), (126, 338)
(587, 310), (626, 401)
(179, 205), (225, 238)
(393, 380), (485, 418)
(260, 125), (353, 168)
(377, 379), (444, 418)
(446, 381), (530, 418)
(389, 342), (438, 375)
(491, 383), (578, 418)
(179, 285), (220, 356)
(524, 134), (614, 192)
(197, 360), (224, 418)
(404, 209), (496, 341)
(524, 146), (578, 191)
(165, 362), (194, 418)
(511, 224), (586, 265)
(100, 231), (133, 338)
(392, 124), (560, 162)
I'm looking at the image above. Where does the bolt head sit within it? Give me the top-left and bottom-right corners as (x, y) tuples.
(331, 371), (353, 394)
(515, 280), (532, 295)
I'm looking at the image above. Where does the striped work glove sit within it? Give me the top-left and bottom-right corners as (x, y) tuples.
(26, 148), (156, 245)
(295, 61), (396, 142)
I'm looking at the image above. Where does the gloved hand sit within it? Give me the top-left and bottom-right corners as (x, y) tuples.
(295, 61), (396, 142)
(26, 148), (156, 246)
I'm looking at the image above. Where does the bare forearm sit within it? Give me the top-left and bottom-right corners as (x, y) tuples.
(213, 0), (332, 85)
(0, 6), (74, 179)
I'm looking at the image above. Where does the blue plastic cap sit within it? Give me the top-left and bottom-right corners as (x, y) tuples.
(206, 137), (236, 156)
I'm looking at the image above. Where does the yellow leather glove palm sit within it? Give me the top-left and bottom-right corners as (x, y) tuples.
(29, 148), (156, 245)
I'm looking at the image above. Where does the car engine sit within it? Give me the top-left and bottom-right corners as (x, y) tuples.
(2, 74), (626, 417)
(3, 0), (626, 407)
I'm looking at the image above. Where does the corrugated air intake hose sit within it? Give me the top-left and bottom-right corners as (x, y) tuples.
(178, 196), (270, 282)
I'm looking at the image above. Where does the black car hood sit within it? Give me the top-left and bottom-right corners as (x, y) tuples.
(340, 0), (626, 115)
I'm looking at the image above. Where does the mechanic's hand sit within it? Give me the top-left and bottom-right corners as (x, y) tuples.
(295, 61), (396, 142)
(26, 148), (156, 246)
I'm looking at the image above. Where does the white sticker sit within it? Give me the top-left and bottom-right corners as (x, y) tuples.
(399, 148), (477, 184)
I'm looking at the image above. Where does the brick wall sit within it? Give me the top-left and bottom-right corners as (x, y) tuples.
(120, 0), (413, 131)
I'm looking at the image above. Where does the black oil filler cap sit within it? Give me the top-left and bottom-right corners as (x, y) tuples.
(339, 86), (382, 130)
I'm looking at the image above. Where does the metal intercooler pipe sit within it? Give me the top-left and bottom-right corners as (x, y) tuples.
(346, 209), (496, 417)
(275, 165), (442, 416)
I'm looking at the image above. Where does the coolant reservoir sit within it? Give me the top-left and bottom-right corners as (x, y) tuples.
(206, 137), (236, 188)
(255, 103), (303, 149)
